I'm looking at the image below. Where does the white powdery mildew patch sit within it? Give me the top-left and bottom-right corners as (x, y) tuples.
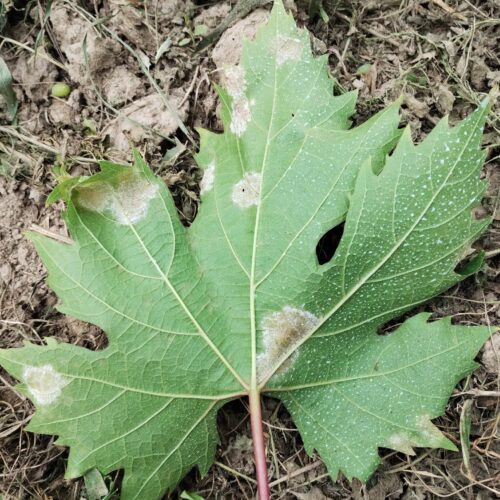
(230, 98), (252, 137)
(224, 65), (246, 98)
(77, 183), (112, 213)
(232, 172), (262, 208)
(200, 162), (216, 195)
(224, 65), (252, 137)
(77, 176), (159, 225)
(112, 177), (159, 225)
(257, 306), (319, 378)
(23, 364), (69, 406)
(416, 414), (444, 446)
(274, 35), (303, 66)
(388, 433), (415, 455)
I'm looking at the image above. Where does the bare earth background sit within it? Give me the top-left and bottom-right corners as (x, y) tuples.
(0, 0), (499, 498)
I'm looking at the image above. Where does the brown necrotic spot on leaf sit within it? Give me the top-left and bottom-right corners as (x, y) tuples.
(232, 172), (261, 208)
(257, 306), (319, 378)
(23, 364), (69, 406)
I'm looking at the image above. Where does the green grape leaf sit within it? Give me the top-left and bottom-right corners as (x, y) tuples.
(0, 2), (492, 498)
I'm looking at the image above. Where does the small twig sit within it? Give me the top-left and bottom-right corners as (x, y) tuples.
(0, 415), (32, 438)
(459, 18), (476, 80)
(391, 469), (442, 478)
(0, 141), (35, 166)
(427, 475), (500, 498)
(471, 442), (500, 460)
(29, 224), (73, 244)
(330, 47), (349, 77)
(0, 36), (67, 71)
(361, 26), (401, 48)
(268, 460), (323, 488)
(464, 390), (500, 398)
(387, 450), (434, 474)
(0, 319), (39, 336)
(430, 0), (468, 21)
(179, 66), (200, 108)
(485, 248), (500, 259)
(0, 125), (97, 163)
(214, 461), (257, 484)
(0, 126), (57, 154)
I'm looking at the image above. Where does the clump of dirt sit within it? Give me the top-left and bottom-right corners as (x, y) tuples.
(0, 175), (107, 349)
(212, 9), (270, 69)
(101, 65), (144, 106)
(104, 91), (189, 155)
(0, 0), (499, 499)
(194, 3), (232, 29)
(11, 50), (58, 104)
(482, 331), (500, 376)
(48, 91), (83, 127)
(49, 3), (123, 86)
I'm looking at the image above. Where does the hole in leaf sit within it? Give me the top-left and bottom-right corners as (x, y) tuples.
(377, 318), (405, 337)
(454, 252), (484, 276)
(377, 308), (432, 337)
(316, 223), (345, 265)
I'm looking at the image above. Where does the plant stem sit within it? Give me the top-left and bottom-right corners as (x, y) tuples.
(249, 388), (270, 500)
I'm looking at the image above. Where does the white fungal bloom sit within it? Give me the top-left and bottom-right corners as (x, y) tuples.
(415, 415), (444, 446)
(230, 97), (252, 137)
(224, 65), (247, 98)
(77, 175), (159, 225)
(232, 172), (262, 208)
(388, 433), (415, 455)
(200, 162), (216, 195)
(23, 365), (69, 406)
(77, 183), (112, 213)
(224, 65), (252, 137)
(274, 35), (303, 65)
(257, 306), (319, 379)
(112, 177), (159, 225)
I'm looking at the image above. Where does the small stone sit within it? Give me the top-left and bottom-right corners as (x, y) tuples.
(481, 332), (500, 376)
(435, 84), (455, 114)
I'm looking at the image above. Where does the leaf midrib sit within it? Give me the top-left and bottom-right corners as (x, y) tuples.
(249, 11), (280, 390)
